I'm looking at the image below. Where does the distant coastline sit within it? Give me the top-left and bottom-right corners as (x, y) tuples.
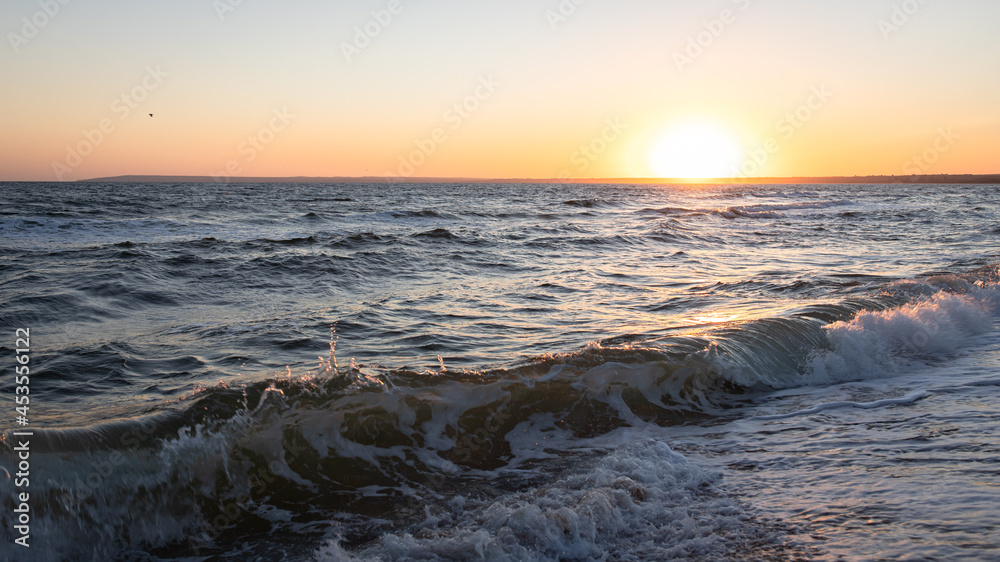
(2, 174), (997, 185)
(65, 174), (1000, 185)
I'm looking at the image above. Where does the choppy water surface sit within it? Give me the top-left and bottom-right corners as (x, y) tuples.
(1, 181), (998, 560)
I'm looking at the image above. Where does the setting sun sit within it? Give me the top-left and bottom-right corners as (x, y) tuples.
(649, 123), (743, 179)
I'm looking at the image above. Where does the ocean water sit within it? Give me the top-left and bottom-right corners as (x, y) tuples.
(1, 181), (998, 561)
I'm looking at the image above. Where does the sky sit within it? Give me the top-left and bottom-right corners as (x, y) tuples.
(1, 0), (998, 181)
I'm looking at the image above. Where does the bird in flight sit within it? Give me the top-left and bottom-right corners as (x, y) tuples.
(149, 114), (154, 118)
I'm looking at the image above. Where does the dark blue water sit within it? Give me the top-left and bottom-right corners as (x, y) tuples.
(1, 182), (999, 560)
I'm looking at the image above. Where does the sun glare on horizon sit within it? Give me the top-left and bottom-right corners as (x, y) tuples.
(649, 123), (743, 179)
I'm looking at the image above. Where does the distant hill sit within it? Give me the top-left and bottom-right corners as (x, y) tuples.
(74, 174), (1000, 185)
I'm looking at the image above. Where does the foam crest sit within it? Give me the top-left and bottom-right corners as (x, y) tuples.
(806, 285), (997, 385)
(316, 439), (759, 561)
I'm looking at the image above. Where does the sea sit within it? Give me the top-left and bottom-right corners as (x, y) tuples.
(1, 181), (999, 561)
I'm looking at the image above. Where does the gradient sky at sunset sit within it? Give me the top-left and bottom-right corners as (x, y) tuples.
(2, 0), (998, 181)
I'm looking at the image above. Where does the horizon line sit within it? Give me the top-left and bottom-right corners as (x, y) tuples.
(3, 173), (1000, 185)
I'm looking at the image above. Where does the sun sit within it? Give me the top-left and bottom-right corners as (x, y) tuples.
(649, 123), (743, 179)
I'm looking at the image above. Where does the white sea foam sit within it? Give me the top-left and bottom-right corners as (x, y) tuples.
(805, 285), (997, 385)
(314, 439), (760, 561)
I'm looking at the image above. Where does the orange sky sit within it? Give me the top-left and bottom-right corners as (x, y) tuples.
(2, 0), (998, 181)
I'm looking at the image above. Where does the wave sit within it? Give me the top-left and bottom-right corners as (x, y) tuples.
(562, 199), (604, 208)
(753, 388), (929, 420)
(314, 439), (788, 561)
(383, 209), (454, 220)
(414, 228), (461, 240)
(0, 216), (207, 247)
(642, 200), (848, 220)
(803, 272), (999, 384)
(1, 265), (997, 558)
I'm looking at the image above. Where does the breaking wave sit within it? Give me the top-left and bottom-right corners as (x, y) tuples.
(1, 265), (997, 559)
